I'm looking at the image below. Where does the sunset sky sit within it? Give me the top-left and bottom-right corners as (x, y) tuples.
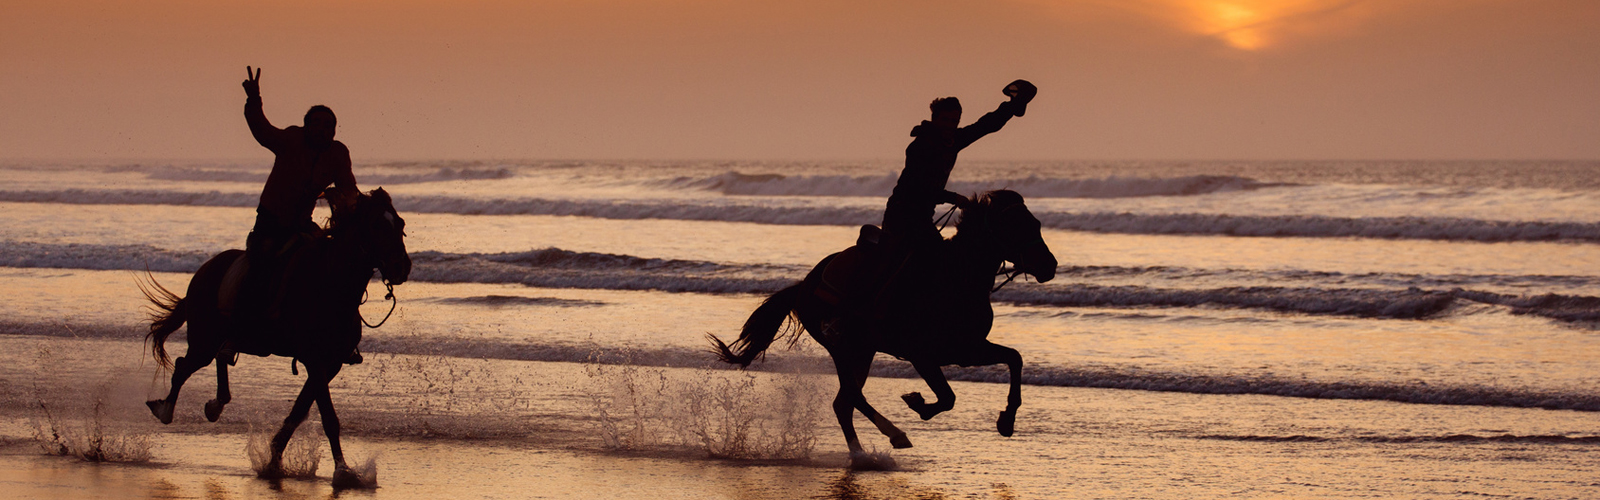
(2, 0), (1596, 160)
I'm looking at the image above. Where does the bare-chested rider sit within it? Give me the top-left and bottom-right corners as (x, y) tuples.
(238, 67), (359, 320)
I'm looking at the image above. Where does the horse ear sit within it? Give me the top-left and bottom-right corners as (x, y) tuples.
(370, 187), (391, 205)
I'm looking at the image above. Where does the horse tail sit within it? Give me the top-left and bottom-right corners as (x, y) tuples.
(137, 270), (186, 369)
(709, 283), (805, 367)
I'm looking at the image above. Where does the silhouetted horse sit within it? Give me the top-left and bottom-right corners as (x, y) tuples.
(710, 190), (1055, 463)
(139, 188), (410, 486)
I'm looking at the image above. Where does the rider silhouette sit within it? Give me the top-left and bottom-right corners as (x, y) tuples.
(238, 67), (360, 321)
(827, 80), (1036, 328)
(882, 79), (1036, 248)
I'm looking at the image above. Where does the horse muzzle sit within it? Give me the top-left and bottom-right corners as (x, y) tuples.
(1018, 248), (1057, 283)
(381, 257), (412, 285)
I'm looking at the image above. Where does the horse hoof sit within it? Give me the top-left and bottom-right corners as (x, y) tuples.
(257, 462), (285, 480)
(204, 400), (226, 422)
(146, 400), (173, 424)
(890, 433), (913, 449)
(997, 409), (1016, 437)
(901, 392), (940, 420)
(848, 450), (897, 471)
(901, 392), (925, 408)
(331, 466), (365, 489)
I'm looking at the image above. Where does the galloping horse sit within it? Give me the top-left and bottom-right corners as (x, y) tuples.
(710, 190), (1056, 462)
(139, 188), (410, 486)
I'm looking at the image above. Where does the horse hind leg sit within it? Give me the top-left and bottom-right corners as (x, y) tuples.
(204, 351), (234, 422)
(831, 358), (866, 455)
(839, 349), (910, 450)
(146, 352), (215, 424)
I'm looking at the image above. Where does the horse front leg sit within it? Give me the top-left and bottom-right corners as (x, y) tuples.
(901, 361), (956, 421)
(975, 342), (1024, 437)
(311, 364), (363, 488)
(263, 373), (320, 478)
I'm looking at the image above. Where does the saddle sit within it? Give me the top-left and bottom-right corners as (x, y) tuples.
(218, 232), (316, 318)
(814, 225), (920, 314)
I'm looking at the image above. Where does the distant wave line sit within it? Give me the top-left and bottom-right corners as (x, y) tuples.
(4, 188), (1599, 243)
(4, 241), (1600, 323)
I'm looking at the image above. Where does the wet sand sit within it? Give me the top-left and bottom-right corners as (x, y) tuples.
(2, 335), (1598, 499)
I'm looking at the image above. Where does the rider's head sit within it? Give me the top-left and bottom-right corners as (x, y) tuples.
(929, 97), (961, 128)
(303, 105), (337, 149)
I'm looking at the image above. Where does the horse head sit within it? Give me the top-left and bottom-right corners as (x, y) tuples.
(956, 190), (1056, 283)
(330, 187), (412, 285)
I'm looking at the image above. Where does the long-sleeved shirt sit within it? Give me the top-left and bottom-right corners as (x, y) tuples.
(882, 100), (1018, 241)
(246, 96), (357, 231)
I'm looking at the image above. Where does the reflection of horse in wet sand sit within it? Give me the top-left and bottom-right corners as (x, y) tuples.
(139, 188), (410, 487)
(711, 190), (1056, 465)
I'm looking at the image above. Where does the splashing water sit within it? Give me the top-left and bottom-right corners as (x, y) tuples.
(585, 358), (830, 459)
(28, 345), (154, 463)
(247, 423), (322, 478)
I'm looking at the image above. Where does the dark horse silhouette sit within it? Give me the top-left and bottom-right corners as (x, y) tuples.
(710, 190), (1056, 463)
(138, 188), (410, 486)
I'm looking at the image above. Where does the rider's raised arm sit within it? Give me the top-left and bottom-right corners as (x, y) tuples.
(244, 97), (287, 152)
(242, 66), (286, 152)
(953, 101), (1019, 150)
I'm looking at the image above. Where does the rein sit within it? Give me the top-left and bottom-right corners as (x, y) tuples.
(992, 266), (1023, 293)
(360, 279), (397, 328)
(964, 200), (1028, 293)
(935, 204), (959, 231)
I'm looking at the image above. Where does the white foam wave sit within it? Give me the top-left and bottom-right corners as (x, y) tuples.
(0, 241), (211, 273)
(668, 171), (1283, 198)
(7, 188), (1600, 243)
(144, 167), (513, 184)
(7, 242), (1600, 322)
(1037, 211), (1600, 242)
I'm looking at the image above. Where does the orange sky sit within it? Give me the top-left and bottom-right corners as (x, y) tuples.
(2, 0), (1597, 160)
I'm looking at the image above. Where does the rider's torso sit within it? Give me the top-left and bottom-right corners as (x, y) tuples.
(257, 128), (351, 229)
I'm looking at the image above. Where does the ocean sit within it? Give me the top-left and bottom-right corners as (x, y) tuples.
(1, 159), (1598, 498)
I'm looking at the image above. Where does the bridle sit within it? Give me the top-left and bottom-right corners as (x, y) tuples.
(346, 202), (401, 329)
(360, 278), (397, 328)
(955, 198), (1032, 293)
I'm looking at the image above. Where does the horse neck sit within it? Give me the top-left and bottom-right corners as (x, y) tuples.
(319, 228), (376, 291)
(948, 223), (1007, 291)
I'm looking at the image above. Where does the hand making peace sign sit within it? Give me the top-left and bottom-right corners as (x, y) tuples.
(242, 66), (261, 98)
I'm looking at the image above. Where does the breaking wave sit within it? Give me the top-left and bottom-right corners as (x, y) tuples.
(7, 241), (1600, 323)
(6, 188), (1600, 242)
(668, 171), (1287, 198)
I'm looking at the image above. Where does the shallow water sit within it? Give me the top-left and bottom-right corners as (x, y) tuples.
(3, 159), (1599, 497)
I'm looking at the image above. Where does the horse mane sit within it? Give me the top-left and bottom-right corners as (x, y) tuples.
(953, 189), (1024, 236)
(323, 188), (392, 235)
